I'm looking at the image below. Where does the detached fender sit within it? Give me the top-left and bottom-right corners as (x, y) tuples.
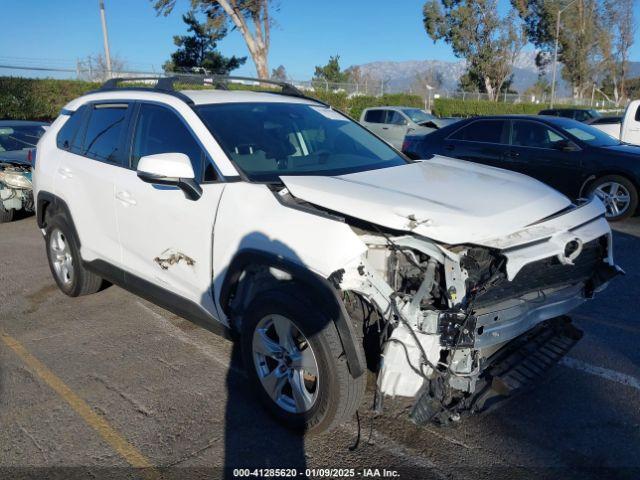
(220, 249), (366, 379)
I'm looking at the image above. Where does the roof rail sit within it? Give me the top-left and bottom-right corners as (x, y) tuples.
(95, 74), (324, 106)
(202, 75), (305, 97)
(95, 76), (195, 104)
(100, 76), (177, 91)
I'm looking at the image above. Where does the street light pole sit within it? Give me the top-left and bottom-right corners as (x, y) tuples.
(98, 0), (112, 80)
(550, 0), (579, 108)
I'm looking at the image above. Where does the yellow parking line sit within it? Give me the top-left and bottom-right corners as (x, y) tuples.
(1, 331), (160, 480)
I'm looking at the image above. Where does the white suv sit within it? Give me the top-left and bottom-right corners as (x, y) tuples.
(34, 77), (620, 433)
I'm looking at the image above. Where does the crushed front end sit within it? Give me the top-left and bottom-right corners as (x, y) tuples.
(0, 162), (34, 219)
(339, 198), (621, 424)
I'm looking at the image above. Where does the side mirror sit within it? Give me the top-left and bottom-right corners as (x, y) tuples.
(555, 140), (580, 152)
(137, 153), (202, 201)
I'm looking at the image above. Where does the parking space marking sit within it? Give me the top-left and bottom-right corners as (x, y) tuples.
(1, 331), (160, 479)
(561, 356), (640, 390)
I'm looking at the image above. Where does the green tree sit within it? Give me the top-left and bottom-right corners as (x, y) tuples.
(313, 55), (351, 87)
(270, 65), (288, 81)
(511, 0), (609, 100)
(423, 0), (525, 100)
(164, 11), (246, 75)
(153, 0), (275, 79)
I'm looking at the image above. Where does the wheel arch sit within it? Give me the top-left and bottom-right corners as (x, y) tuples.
(579, 170), (640, 199)
(219, 249), (366, 378)
(37, 191), (82, 246)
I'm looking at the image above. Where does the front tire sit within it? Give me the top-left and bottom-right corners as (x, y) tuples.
(589, 175), (638, 221)
(45, 214), (103, 297)
(0, 202), (15, 223)
(240, 287), (366, 435)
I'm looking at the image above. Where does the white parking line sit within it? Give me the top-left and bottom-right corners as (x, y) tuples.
(560, 357), (640, 391)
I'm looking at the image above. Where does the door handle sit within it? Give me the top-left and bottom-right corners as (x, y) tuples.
(57, 167), (73, 179)
(505, 151), (520, 159)
(116, 190), (137, 206)
(382, 127), (389, 130)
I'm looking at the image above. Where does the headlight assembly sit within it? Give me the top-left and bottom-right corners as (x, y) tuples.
(0, 171), (32, 189)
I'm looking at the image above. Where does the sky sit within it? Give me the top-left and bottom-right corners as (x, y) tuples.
(2, 0), (640, 80)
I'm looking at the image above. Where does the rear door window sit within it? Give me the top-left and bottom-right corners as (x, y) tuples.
(80, 104), (129, 164)
(364, 110), (385, 123)
(449, 120), (509, 144)
(131, 103), (210, 181)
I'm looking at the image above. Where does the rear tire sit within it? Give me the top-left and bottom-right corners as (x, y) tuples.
(0, 202), (15, 223)
(588, 175), (638, 221)
(240, 287), (366, 435)
(45, 214), (103, 297)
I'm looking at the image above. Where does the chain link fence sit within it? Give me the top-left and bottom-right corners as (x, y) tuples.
(0, 58), (626, 112)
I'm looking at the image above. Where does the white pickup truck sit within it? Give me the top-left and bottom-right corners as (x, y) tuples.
(590, 100), (640, 145)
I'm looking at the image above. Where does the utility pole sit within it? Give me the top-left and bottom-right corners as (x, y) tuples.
(99, 0), (112, 80)
(550, 0), (579, 108)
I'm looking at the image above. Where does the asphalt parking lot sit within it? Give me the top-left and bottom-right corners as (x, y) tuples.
(1, 215), (639, 479)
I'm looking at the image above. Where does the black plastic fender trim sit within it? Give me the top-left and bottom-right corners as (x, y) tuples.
(220, 249), (366, 379)
(36, 192), (81, 246)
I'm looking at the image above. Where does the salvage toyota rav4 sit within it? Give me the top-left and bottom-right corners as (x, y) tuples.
(34, 77), (621, 434)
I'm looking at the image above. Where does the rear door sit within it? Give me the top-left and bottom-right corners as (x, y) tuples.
(507, 119), (583, 196)
(443, 119), (510, 168)
(54, 102), (131, 266)
(113, 102), (225, 314)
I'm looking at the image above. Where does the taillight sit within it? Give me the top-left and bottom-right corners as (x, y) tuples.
(28, 149), (37, 167)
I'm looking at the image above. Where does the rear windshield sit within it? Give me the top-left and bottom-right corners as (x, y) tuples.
(0, 125), (45, 152)
(196, 102), (407, 182)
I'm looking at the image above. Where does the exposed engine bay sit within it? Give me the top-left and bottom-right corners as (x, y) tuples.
(0, 163), (34, 216)
(336, 211), (621, 425)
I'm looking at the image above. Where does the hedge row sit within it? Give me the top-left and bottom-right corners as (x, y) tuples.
(2, 76), (553, 122)
(431, 98), (543, 117)
(0, 76), (426, 121)
(0, 77), (99, 121)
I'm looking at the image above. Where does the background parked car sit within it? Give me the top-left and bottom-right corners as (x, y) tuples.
(402, 115), (640, 221)
(589, 99), (640, 146)
(0, 120), (48, 222)
(538, 108), (601, 122)
(359, 106), (454, 149)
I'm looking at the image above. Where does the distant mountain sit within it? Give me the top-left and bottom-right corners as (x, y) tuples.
(354, 51), (556, 94)
(353, 53), (640, 96)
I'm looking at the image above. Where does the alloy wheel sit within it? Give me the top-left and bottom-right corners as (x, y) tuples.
(252, 314), (319, 414)
(594, 181), (631, 218)
(49, 228), (74, 286)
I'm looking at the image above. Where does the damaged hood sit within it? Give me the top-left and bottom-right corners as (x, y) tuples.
(280, 156), (573, 245)
(0, 150), (32, 167)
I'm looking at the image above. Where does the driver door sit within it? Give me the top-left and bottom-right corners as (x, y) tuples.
(113, 102), (225, 313)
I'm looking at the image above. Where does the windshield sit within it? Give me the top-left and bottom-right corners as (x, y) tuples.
(555, 119), (620, 147)
(197, 102), (407, 182)
(0, 125), (45, 152)
(401, 108), (435, 124)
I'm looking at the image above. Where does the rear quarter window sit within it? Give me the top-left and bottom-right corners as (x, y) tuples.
(56, 106), (86, 153)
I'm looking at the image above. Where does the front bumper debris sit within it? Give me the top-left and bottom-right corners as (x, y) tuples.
(410, 316), (583, 425)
